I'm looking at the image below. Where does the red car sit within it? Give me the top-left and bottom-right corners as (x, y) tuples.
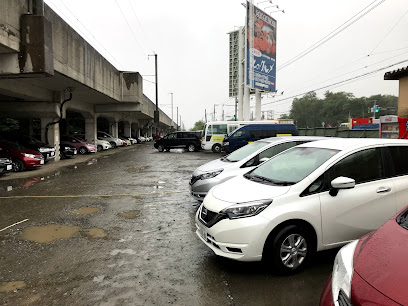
(61, 135), (97, 155)
(0, 140), (44, 172)
(320, 206), (408, 306)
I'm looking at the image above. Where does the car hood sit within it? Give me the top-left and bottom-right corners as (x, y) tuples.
(194, 158), (238, 175)
(18, 148), (41, 155)
(354, 218), (408, 305)
(209, 175), (291, 205)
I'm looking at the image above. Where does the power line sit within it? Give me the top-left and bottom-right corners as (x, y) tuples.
(278, 0), (386, 71)
(114, 0), (147, 56)
(263, 58), (408, 106)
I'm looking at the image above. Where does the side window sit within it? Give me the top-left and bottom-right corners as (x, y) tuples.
(389, 146), (408, 176)
(242, 156), (257, 168)
(168, 133), (176, 140)
(327, 148), (385, 185)
(231, 130), (246, 138)
(228, 125), (239, 133)
(176, 133), (183, 139)
(259, 142), (297, 160)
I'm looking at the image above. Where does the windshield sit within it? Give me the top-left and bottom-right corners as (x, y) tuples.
(248, 147), (339, 185)
(225, 141), (270, 162)
(397, 208), (408, 230)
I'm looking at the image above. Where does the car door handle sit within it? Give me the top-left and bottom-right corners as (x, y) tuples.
(377, 187), (391, 194)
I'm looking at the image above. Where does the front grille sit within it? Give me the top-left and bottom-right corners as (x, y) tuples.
(337, 289), (352, 306)
(190, 175), (200, 185)
(199, 206), (227, 228)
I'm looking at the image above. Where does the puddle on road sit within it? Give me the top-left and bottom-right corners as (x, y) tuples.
(82, 228), (107, 239)
(20, 225), (81, 243)
(87, 159), (97, 166)
(20, 224), (107, 243)
(75, 207), (100, 215)
(119, 210), (140, 219)
(0, 281), (27, 292)
(22, 177), (40, 189)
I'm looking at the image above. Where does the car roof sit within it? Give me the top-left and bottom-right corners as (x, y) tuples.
(296, 137), (408, 151)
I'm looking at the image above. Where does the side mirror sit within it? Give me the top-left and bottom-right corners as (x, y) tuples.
(329, 176), (355, 196)
(259, 157), (270, 164)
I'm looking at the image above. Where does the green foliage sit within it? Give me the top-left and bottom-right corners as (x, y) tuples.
(191, 120), (205, 131)
(279, 114), (290, 119)
(289, 91), (398, 128)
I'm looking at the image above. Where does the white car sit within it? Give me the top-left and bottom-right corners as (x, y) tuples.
(97, 131), (123, 148)
(190, 136), (328, 201)
(96, 139), (111, 151)
(195, 138), (408, 274)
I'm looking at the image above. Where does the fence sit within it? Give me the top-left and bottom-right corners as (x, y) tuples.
(298, 128), (379, 138)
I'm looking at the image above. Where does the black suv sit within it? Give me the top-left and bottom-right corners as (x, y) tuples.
(154, 131), (201, 152)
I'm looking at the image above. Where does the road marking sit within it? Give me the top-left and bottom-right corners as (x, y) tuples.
(0, 190), (189, 199)
(0, 219), (29, 232)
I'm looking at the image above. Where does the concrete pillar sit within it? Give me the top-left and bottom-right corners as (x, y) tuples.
(123, 122), (131, 137)
(111, 121), (119, 137)
(255, 90), (262, 120)
(41, 117), (60, 161)
(243, 86), (251, 121)
(238, 26), (244, 121)
(85, 118), (97, 145)
(398, 78), (408, 117)
(149, 126), (153, 137)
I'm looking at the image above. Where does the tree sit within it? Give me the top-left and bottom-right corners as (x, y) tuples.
(192, 120), (205, 131)
(279, 114), (290, 119)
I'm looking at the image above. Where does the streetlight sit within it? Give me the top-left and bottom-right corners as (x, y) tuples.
(169, 92), (174, 129)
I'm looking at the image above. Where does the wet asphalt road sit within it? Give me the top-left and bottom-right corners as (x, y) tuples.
(0, 143), (337, 306)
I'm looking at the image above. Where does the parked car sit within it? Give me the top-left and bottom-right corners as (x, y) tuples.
(153, 135), (162, 140)
(190, 136), (327, 201)
(154, 131), (201, 152)
(320, 206), (408, 306)
(0, 148), (13, 174)
(61, 135), (96, 155)
(1, 134), (56, 162)
(0, 140), (44, 172)
(120, 135), (137, 144)
(119, 137), (131, 146)
(60, 144), (77, 159)
(97, 131), (123, 148)
(72, 134), (111, 152)
(222, 124), (298, 153)
(195, 138), (408, 274)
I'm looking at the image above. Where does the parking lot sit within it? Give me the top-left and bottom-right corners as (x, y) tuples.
(0, 143), (336, 306)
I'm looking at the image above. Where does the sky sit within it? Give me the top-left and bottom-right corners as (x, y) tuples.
(43, 0), (408, 129)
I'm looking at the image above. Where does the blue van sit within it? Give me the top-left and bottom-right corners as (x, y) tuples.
(222, 124), (298, 153)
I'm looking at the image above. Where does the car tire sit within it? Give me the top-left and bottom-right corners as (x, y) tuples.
(264, 224), (314, 275)
(97, 145), (103, 152)
(157, 144), (164, 152)
(212, 143), (221, 153)
(79, 146), (88, 155)
(109, 142), (117, 149)
(187, 144), (196, 152)
(13, 159), (25, 172)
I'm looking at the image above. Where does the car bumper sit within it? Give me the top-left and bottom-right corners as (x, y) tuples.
(195, 206), (271, 261)
(189, 177), (221, 201)
(0, 163), (13, 173)
(23, 157), (43, 169)
(319, 274), (334, 306)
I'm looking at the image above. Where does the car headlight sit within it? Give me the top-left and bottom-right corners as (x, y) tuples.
(39, 148), (46, 153)
(64, 147), (70, 150)
(332, 240), (358, 304)
(22, 153), (36, 158)
(199, 169), (223, 180)
(220, 200), (272, 219)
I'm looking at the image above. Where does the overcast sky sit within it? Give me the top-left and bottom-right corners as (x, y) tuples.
(44, 0), (408, 129)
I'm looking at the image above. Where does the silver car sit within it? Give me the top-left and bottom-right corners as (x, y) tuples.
(190, 136), (328, 201)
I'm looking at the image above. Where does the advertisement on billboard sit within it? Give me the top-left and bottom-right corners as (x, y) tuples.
(246, 1), (277, 92)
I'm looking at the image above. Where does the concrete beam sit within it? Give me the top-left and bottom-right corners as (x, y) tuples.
(0, 101), (60, 118)
(95, 103), (141, 113)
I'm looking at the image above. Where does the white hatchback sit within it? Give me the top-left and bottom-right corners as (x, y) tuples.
(195, 138), (408, 274)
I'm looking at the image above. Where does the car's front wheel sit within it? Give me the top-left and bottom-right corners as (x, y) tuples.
(79, 146), (88, 155)
(110, 142), (117, 148)
(264, 224), (314, 275)
(157, 144), (165, 152)
(97, 145), (103, 152)
(13, 159), (25, 172)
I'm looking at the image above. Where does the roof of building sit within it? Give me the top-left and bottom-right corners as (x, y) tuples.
(384, 66), (408, 80)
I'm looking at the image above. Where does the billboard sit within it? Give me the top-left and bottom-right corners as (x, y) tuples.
(246, 1), (277, 92)
(228, 30), (239, 97)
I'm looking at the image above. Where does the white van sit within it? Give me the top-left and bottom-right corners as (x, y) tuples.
(201, 120), (278, 153)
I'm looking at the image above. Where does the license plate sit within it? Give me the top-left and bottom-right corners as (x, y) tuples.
(74, 150), (77, 154)
(40, 160), (44, 165)
(6, 165), (12, 170)
(50, 152), (55, 157)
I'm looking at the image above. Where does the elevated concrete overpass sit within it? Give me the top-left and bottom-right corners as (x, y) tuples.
(0, 0), (175, 160)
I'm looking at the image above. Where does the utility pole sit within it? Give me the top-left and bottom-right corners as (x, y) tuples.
(169, 92), (173, 129)
(235, 97), (238, 121)
(213, 104), (216, 121)
(205, 109), (207, 122)
(222, 105), (224, 121)
(148, 53), (159, 124)
(176, 107), (179, 131)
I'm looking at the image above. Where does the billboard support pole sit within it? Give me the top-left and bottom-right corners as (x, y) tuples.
(238, 27), (244, 121)
(255, 89), (261, 120)
(243, 86), (250, 121)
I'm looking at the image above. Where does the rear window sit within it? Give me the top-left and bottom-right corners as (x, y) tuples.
(389, 146), (408, 176)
